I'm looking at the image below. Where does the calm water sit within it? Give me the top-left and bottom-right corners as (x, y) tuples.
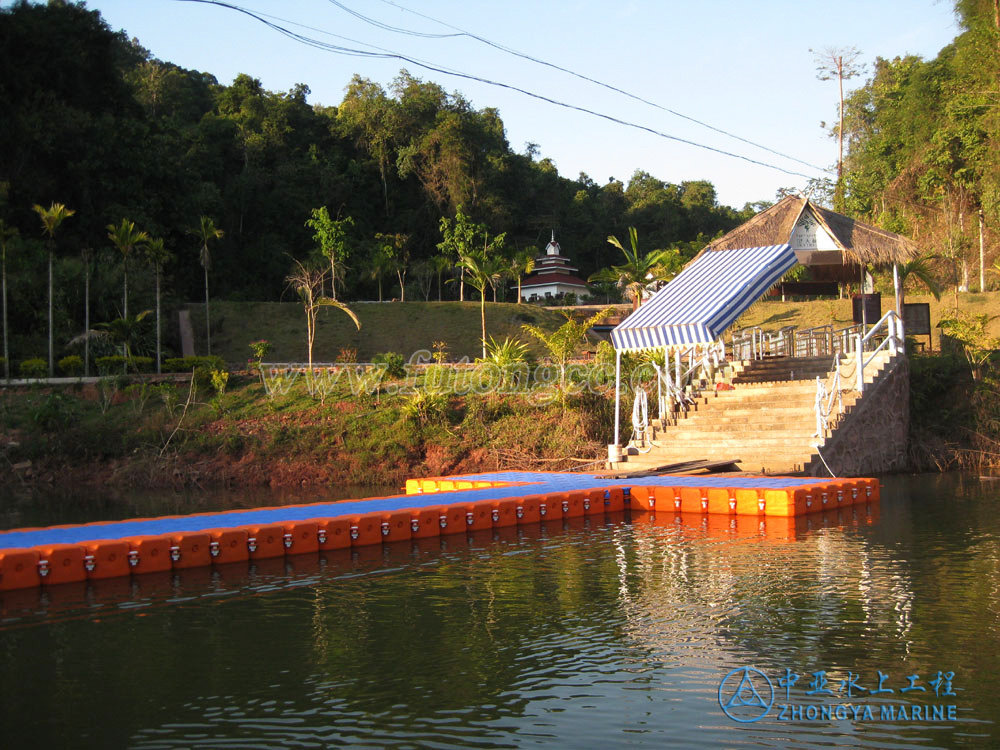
(0, 473), (997, 749)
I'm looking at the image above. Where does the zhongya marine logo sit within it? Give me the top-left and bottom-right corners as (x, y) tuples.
(718, 666), (774, 723)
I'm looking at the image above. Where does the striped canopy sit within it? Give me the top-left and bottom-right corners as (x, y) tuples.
(610, 244), (797, 352)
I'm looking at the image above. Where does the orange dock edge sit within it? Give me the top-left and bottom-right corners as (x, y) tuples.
(0, 472), (880, 592)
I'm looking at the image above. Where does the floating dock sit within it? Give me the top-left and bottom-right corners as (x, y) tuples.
(0, 471), (879, 591)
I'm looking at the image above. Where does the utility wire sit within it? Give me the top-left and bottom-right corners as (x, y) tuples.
(174, 0), (821, 179)
(371, 0), (830, 174)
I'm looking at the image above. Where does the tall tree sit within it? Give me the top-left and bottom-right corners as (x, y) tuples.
(285, 259), (360, 395)
(367, 242), (394, 303)
(508, 247), (537, 303)
(191, 216), (224, 356)
(145, 237), (173, 373)
(305, 207), (353, 300)
(812, 46), (866, 206)
(32, 202), (74, 377)
(438, 206), (481, 302)
(374, 232), (410, 301)
(106, 218), (150, 320)
(0, 220), (17, 380)
(456, 232), (506, 359)
(80, 247), (94, 377)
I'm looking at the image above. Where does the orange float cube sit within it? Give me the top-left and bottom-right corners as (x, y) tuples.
(408, 507), (442, 539)
(602, 487), (626, 513)
(210, 529), (250, 564)
(734, 489), (766, 516)
(439, 504), (469, 535)
(466, 502), (493, 531)
(84, 540), (131, 580)
(244, 524), (286, 559)
(379, 511), (412, 543)
(626, 486), (654, 512)
(706, 487), (737, 515)
(654, 486), (683, 513)
(538, 494), (564, 521)
(38, 544), (86, 585)
(0, 548), (41, 591)
(170, 532), (212, 569)
(516, 495), (542, 524)
(128, 535), (173, 574)
(283, 521), (319, 555)
(562, 491), (587, 518)
(762, 488), (812, 516)
(491, 499), (519, 527)
(317, 517), (353, 550)
(349, 512), (384, 546)
(679, 486), (709, 514)
(581, 488), (605, 516)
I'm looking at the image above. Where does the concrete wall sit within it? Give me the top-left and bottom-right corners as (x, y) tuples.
(806, 354), (910, 477)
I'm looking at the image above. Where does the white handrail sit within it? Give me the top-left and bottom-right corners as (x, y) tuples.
(855, 309), (904, 392)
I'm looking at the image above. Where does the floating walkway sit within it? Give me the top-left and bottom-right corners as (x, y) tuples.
(0, 471), (879, 591)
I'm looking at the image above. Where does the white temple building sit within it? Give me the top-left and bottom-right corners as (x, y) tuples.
(518, 232), (590, 302)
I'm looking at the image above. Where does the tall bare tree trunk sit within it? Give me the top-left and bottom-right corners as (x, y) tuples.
(204, 265), (211, 356)
(979, 209), (986, 293)
(48, 247), (53, 377)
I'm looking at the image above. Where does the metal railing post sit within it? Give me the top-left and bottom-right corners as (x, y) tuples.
(856, 334), (864, 393)
(613, 349), (622, 448)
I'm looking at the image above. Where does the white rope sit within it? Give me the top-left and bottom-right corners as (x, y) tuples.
(814, 355), (847, 438)
(815, 445), (838, 478)
(630, 387), (651, 453)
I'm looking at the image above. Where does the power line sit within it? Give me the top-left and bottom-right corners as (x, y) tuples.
(173, 0), (822, 180)
(371, 0), (830, 174)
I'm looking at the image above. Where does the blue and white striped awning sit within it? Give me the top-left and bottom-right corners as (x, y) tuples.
(610, 244), (798, 352)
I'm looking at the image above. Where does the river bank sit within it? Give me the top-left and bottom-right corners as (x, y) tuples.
(0, 370), (612, 493)
(1, 348), (997, 494)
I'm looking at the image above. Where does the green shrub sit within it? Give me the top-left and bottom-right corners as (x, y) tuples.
(30, 392), (77, 431)
(96, 355), (125, 374)
(96, 355), (153, 374)
(19, 357), (47, 379)
(58, 355), (84, 376)
(372, 351), (406, 379)
(163, 355), (226, 373)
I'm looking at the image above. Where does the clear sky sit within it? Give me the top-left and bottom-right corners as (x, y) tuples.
(76, 0), (959, 209)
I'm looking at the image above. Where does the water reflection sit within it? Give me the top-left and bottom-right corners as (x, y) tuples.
(0, 475), (997, 748)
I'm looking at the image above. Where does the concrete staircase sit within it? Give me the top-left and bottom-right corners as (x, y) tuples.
(610, 350), (899, 475)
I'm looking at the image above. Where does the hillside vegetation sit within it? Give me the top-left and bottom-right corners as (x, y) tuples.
(187, 301), (595, 364)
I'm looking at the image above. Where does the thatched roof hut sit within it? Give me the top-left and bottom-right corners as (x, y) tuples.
(704, 195), (919, 269)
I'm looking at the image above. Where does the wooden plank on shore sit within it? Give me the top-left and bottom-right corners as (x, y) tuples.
(596, 458), (743, 479)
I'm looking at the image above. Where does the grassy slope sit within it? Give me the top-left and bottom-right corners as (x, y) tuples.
(185, 293), (1000, 367)
(185, 301), (585, 364)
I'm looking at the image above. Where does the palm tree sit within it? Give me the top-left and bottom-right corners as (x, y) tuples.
(522, 308), (614, 391)
(32, 202), (75, 377)
(508, 247), (536, 303)
(375, 232), (410, 301)
(191, 216), (224, 355)
(896, 255), (942, 309)
(72, 312), (153, 373)
(457, 252), (504, 360)
(0, 220), (18, 381)
(106, 219), (150, 320)
(368, 243), (393, 302)
(145, 237), (173, 373)
(285, 259), (360, 395)
(589, 227), (678, 310)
